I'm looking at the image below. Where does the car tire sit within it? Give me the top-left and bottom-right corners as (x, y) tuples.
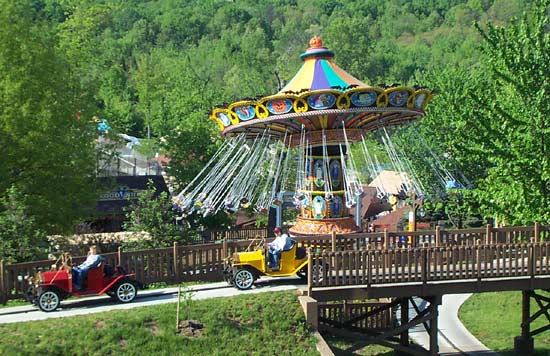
(296, 264), (324, 283)
(233, 269), (255, 290)
(296, 266), (307, 280)
(114, 281), (137, 303)
(312, 263), (325, 283)
(37, 289), (60, 312)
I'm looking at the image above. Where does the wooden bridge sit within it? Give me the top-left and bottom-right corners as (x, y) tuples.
(1, 224), (549, 355)
(302, 223), (550, 356)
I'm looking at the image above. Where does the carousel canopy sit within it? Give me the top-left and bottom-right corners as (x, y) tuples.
(210, 37), (433, 146)
(279, 37), (368, 93)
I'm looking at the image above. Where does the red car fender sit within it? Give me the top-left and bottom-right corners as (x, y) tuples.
(97, 273), (136, 295)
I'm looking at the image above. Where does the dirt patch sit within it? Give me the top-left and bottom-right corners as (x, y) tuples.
(145, 320), (162, 336)
(119, 338), (128, 348)
(225, 315), (254, 329)
(94, 321), (106, 330)
(176, 320), (204, 337)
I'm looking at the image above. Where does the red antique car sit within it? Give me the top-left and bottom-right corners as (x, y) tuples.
(26, 258), (140, 312)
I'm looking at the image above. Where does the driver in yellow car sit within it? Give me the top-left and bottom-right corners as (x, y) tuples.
(268, 227), (292, 271)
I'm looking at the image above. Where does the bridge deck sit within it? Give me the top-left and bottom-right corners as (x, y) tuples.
(308, 242), (550, 300)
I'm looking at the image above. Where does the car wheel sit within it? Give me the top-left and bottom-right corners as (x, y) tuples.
(233, 269), (255, 290)
(38, 289), (60, 312)
(311, 264), (324, 283)
(296, 264), (324, 283)
(296, 266), (307, 280)
(115, 281), (137, 303)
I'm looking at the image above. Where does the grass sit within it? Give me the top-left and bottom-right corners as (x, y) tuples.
(459, 291), (550, 356)
(0, 299), (28, 309)
(0, 290), (318, 356)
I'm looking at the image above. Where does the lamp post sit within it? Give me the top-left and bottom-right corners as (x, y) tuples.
(408, 192), (418, 233)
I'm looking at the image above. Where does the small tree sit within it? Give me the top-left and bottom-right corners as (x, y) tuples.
(123, 181), (185, 249)
(0, 186), (48, 263)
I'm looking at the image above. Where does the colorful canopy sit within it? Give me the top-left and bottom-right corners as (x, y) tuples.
(279, 37), (368, 93)
(210, 37), (432, 144)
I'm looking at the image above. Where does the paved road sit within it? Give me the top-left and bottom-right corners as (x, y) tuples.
(0, 277), (303, 324)
(409, 294), (500, 356)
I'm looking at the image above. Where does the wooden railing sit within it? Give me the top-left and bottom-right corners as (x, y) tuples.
(308, 242), (550, 289)
(0, 240), (258, 303)
(318, 300), (393, 331)
(197, 227), (269, 243)
(1, 224), (548, 304)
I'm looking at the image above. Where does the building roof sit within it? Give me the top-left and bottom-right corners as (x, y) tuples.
(368, 170), (410, 196)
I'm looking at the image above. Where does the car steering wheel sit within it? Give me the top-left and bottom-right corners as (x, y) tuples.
(61, 252), (73, 270)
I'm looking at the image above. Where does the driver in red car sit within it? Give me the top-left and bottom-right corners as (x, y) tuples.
(72, 245), (103, 290)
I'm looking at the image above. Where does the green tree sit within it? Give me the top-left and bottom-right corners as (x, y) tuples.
(471, 0), (550, 224)
(0, 0), (98, 234)
(123, 181), (185, 249)
(0, 187), (48, 263)
(414, 0), (550, 225)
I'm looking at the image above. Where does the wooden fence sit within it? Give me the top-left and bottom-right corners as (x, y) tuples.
(1, 224), (548, 304)
(318, 300), (393, 331)
(196, 227), (269, 243)
(308, 242), (550, 289)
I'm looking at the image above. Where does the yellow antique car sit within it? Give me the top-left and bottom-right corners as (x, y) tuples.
(223, 239), (310, 290)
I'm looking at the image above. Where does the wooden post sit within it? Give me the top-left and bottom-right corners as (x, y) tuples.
(176, 283), (182, 331)
(515, 290), (534, 355)
(222, 237), (228, 260)
(117, 246), (123, 266)
(173, 242), (181, 284)
(476, 239), (481, 280)
(528, 244), (534, 277)
(534, 222), (540, 243)
(429, 296), (440, 356)
(421, 247), (428, 283)
(400, 297), (410, 349)
(435, 226), (441, 247)
(486, 224), (492, 245)
(331, 230), (336, 252)
(383, 229), (389, 249)
(307, 249), (313, 296)
(0, 260), (5, 305)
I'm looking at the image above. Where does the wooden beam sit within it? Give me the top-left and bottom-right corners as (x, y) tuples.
(528, 293), (550, 325)
(378, 339), (430, 356)
(363, 310), (432, 345)
(310, 277), (550, 301)
(428, 296), (440, 356)
(341, 298), (401, 327)
(400, 297), (410, 349)
(411, 297), (431, 333)
(521, 290), (531, 338)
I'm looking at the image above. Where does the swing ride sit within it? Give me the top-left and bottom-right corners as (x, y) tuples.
(175, 37), (455, 235)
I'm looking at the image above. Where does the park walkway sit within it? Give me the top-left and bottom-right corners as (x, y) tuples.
(409, 294), (499, 356)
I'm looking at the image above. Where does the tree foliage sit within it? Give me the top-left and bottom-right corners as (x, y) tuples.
(416, 0), (550, 225)
(472, 0), (550, 224)
(122, 181), (184, 249)
(0, 187), (48, 263)
(0, 0), (98, 234)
